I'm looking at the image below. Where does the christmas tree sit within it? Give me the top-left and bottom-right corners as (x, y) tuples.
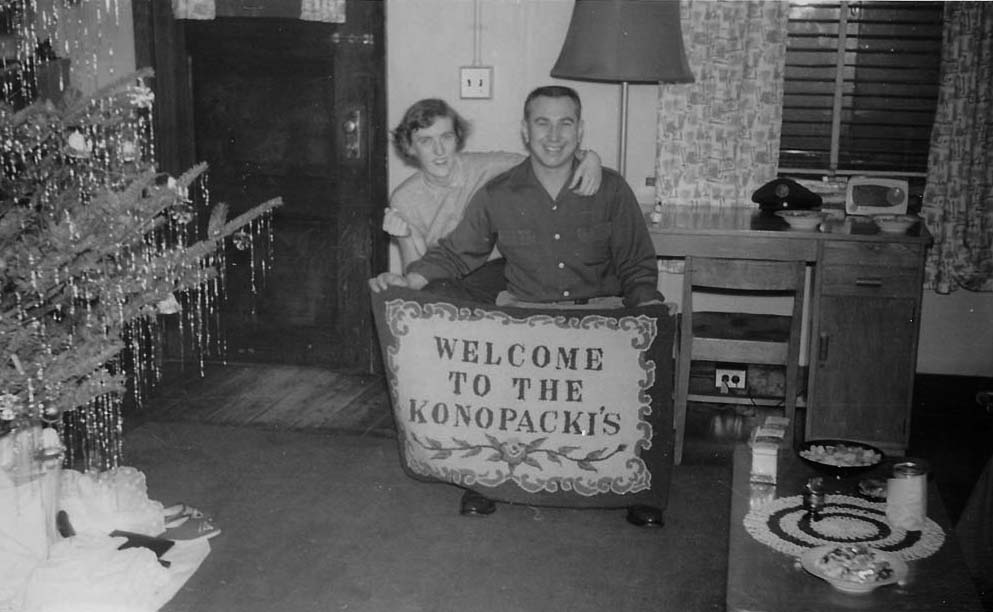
(1, 66), (282, 469)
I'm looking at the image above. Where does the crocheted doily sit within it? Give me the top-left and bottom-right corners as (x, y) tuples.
(743, 493), (945, 561)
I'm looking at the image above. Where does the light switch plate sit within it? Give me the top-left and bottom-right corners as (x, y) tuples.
(460, 66), (492, 99)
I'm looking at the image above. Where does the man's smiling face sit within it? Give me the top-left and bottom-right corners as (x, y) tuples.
(521, 95), (583, 171)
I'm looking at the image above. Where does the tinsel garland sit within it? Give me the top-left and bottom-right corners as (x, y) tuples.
(2, 58), (282, 468)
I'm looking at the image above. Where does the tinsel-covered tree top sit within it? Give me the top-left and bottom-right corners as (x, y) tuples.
(0, 67), (282, 443)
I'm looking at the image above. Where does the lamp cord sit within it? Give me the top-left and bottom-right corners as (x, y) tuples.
(472, 0), (481, 66)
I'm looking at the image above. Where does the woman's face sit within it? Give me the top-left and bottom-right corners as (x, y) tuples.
(408, 116), (458, 181)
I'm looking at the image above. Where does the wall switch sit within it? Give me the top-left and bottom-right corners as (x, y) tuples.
(460, 66), (492, 99)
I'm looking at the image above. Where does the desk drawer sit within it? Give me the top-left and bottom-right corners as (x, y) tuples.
(821, 241), (922, 268)
(820, 265), (921, 297)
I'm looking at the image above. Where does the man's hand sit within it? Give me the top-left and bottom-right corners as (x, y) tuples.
(633, 299), (678, 316)
(368, 271), (429, 293)
(569, 149), (602, 196)
(382, 208), (411, 237)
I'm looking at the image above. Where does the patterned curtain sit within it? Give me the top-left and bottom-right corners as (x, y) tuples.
(172, 0), (346, 23)
(922, 2), (993, 294)
(654, 0), (789, 209)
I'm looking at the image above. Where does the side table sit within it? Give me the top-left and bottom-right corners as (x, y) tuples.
(726, 444), (983, 612)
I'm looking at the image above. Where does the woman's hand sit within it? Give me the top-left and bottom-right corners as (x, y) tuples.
(569, 149), (603, 196)
(382, 208), (411, 237)
(368, 272), (428, 293)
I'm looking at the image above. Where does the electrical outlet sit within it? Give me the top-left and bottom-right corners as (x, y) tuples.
(460, 66), (492, 99)
(716, 367), (747, 390)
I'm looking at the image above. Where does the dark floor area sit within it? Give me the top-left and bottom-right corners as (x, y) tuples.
(683, 372), (993, 525)
(123, 365), (991, 611)
(908, 373), (993, 525)
(133, 365), (993, 525)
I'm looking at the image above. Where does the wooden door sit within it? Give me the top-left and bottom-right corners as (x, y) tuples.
(132, 1), (388, 373)
(807, 295), (918, 450)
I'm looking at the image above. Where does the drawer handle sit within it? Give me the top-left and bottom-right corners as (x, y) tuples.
(855, 277), (883, 287)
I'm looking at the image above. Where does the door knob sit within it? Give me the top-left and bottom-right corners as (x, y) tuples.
(342, 109), (362, 160)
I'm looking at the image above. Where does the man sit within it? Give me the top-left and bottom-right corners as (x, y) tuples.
(370, 85), (661, 308)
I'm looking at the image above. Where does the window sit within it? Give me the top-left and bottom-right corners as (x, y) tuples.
(779, 1), (943, 180)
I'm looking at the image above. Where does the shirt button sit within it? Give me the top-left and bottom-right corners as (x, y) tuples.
(554, 233), (561, 240)
(558, 262), (565, 269)
(563, 290), (571, 297)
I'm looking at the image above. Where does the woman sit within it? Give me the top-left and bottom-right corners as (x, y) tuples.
(382, 98), (601, 302)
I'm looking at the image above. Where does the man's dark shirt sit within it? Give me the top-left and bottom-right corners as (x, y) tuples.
(408, 158), (659, 306)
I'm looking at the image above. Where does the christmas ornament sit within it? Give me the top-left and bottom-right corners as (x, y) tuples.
(41, 405), (61, 422)
(232, 230), (252, 251)
(156, 294), (181, 315)
(119, 139), (138, 162)
(65, 128), (93, 158)
(170, 202), (195, 225)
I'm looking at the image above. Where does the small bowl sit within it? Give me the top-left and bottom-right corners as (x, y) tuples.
(797, 439), (885, 478)
(858, 477), (887, 500)
(776, 210), (824, 231)
(873, 214), (919, 234)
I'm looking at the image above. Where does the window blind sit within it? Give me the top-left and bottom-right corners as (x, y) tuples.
(779, 1), (943, 177)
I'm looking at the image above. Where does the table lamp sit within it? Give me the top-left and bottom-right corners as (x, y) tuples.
(551, 0), (694, 178)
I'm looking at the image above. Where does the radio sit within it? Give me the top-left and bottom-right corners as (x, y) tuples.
(845, 176), (909, 216)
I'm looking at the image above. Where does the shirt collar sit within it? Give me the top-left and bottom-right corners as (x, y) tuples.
(508, 156), (580, 194)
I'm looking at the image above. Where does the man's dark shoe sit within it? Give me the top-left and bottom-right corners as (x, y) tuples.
(626, 504), (664, 528)
(460, 489), (496, 516)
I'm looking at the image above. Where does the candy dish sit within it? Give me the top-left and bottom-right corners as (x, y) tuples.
(797, 439), (884, 478)
(800, 545), (907, 594)
(775, 210), (824, 231)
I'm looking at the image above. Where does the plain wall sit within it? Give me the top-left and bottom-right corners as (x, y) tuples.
(386, 0), (993, 377)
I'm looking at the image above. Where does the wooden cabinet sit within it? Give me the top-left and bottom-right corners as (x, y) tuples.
(647, 208), (931, 455)
(806, 239), (929, 453)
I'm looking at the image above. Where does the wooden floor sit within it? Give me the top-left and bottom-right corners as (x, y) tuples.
(134, 362), (394, 437)
(132, 365), (993, 527)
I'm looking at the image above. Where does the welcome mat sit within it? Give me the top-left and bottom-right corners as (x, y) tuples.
(140, 363), (393, 436)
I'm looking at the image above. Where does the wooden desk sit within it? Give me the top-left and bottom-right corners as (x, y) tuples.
(726, 445), (984, 612)
(648, 207), (931, 453)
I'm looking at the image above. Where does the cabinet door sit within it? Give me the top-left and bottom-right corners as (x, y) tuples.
(808, 295), (918, 449)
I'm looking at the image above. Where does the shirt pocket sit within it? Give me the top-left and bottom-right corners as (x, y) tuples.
(576, 222), (611, 264)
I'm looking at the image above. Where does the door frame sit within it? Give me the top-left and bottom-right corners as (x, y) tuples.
(132, 0), (388, 373)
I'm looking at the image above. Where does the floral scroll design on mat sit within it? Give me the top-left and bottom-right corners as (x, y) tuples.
(410, 433), (627, 473)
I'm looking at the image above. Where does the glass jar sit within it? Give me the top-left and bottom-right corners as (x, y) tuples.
(886, 459), (928, 531)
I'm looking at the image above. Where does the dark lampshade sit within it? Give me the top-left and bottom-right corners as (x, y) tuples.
(551, 0), (694, 84)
